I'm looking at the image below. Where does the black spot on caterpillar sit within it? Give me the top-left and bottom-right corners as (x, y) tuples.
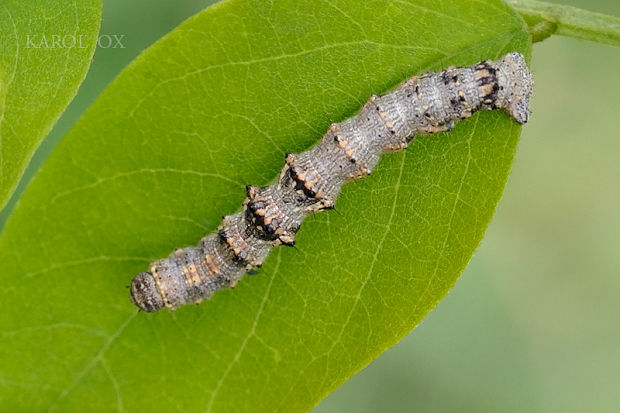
(130, 52), (533, 312)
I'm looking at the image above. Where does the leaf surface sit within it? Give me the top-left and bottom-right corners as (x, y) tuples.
(0, 0), (530, 411)
(0, 0), (101, 211)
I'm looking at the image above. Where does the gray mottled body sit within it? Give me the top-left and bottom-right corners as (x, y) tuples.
(130, 52), (533, 312)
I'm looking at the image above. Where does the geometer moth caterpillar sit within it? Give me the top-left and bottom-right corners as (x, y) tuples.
(130, 52), (533, 312)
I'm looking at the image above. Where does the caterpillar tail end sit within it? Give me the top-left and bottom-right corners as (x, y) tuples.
(500, 52), (533, 125)
(130, 271), (164, 313)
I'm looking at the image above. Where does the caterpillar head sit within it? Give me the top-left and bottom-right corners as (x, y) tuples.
(130, 271), (164, 312)
(499, 52), (533, 125)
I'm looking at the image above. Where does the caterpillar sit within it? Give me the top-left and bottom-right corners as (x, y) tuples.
(130, 52), (533, 312)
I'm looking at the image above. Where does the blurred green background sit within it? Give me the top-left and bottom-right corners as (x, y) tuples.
(1, 0), (618, 412)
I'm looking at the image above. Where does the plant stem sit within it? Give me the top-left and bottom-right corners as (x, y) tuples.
(505, 0), (620, 46)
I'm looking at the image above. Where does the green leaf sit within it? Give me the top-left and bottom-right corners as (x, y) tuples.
(0, 0), (530, 411)
(0, 0), (101, 211)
